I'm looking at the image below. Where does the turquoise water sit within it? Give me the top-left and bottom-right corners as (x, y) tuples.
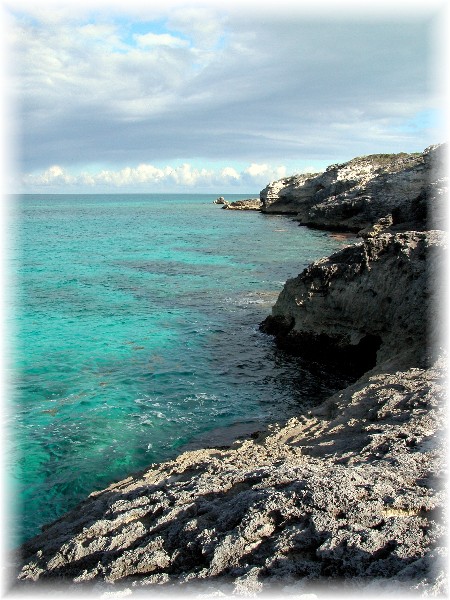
(9, 193), (352, 545)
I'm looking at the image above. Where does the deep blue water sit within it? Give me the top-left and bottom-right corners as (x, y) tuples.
(9, 193), (353, 544)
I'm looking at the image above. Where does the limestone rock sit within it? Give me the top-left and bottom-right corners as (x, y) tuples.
(222, 198), (262, 211)
(15, 356), (447, 596)
(213, 197), (226, 204)
(260, 231), (447, 374)
(260, 144), (447, 232)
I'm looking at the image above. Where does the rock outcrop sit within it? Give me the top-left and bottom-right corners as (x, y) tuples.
(213, 197), (262, 210)
(260, 144), (446, 232)
(222, 198), (262, 211)
(260, 231), (447, 375)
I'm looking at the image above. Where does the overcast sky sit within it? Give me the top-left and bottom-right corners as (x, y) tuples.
(4, 0), (448, 193)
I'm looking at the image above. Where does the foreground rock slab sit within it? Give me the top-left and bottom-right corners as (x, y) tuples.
(16, 355), (447, 597)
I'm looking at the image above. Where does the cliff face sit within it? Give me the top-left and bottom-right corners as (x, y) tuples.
(261, 231), (446, 374)
(260, 144), (446, 232)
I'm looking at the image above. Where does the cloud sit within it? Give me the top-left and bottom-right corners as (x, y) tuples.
(6, 2), (446, 182)
(134, 32), (189, 49)
(20, 161), (295, 192)
(166, 7), (226, 50)
(24, 165), (76, 185)
(220, 166), (240, 180)
(244, 163), (286, 179)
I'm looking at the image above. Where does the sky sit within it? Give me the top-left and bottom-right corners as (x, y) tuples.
(2, 0), (449, 193)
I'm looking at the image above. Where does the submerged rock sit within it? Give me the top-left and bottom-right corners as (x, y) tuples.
(260, 144), (446, 232)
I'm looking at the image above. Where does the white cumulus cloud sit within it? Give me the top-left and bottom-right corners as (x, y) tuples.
(23, 165), (75, 186)
(220, 167), (240, 180)
(20, 161), (300, 193)
(244, 163), (287, 179)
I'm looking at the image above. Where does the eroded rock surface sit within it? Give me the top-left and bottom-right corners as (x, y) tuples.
(16, 357), (447, 597)
(261, 231), (447, 374)
(222, 198), (262, 211)
(260, 144), (446, 232)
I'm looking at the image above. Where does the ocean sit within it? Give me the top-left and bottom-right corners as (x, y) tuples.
(9, 193), (353, 545)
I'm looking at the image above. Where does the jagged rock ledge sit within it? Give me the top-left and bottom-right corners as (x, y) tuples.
(260, 230), (446, 376)
(260, 144), (446, 232)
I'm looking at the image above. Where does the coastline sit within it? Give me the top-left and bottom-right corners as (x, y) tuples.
(14, 145), (447, 596)
(12, 193), (353, 548)
(15, 353), (446, 596)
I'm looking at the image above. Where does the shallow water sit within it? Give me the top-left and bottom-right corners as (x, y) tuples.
(9, 193), (353, 544)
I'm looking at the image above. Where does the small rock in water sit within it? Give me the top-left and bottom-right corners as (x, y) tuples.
(222, 198), (262, 211)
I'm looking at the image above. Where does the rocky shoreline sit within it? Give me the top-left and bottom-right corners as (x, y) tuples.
(260, 230), (445, 375)
(260, 144), (446, 233)
(14, 145), (447, 596)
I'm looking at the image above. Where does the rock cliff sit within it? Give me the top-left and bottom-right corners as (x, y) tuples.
(260, 231), (446, 375)
(260, 144), (446, 232)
